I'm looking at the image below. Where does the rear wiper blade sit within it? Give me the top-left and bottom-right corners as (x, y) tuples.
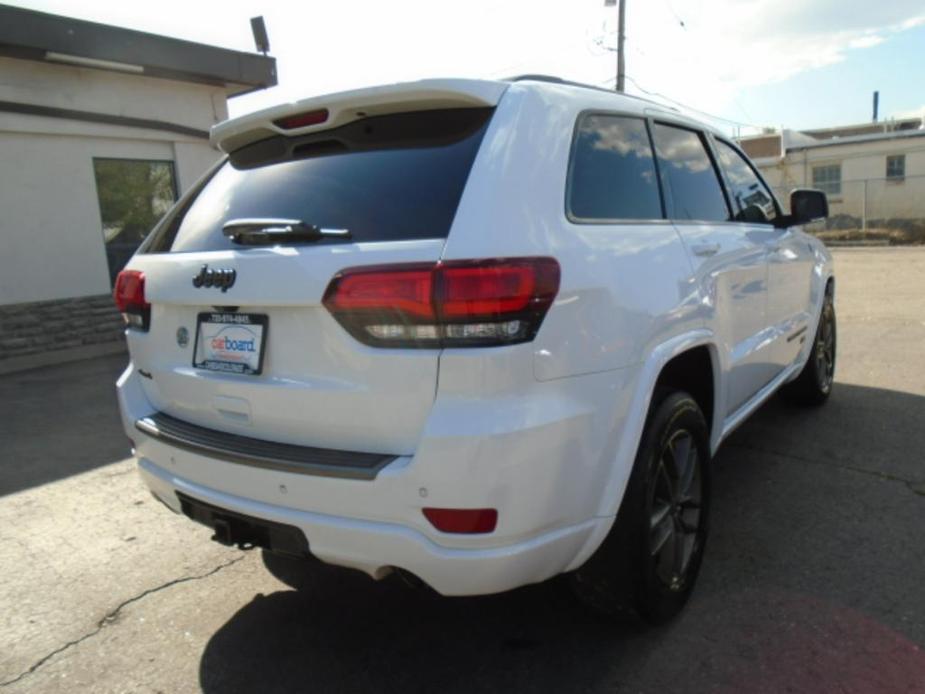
(222, 218), (351, 245)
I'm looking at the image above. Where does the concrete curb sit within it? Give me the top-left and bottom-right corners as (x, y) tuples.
(821, 240), (891, 247)
(0, 341), (127, 376)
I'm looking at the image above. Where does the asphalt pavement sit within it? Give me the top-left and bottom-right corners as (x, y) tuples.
(1, 247), (924, 693)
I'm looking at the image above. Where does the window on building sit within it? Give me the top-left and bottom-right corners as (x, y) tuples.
(652, 123), (729, 222)
(93, 158), (177, 285)
(886, 154), (905, 181)
(567, 114), (663, 221)
(812, 164), (841, 197)
(714, 140), (779, 224)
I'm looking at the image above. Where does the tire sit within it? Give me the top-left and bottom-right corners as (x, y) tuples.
(782, 291), (836, 407)
(571, 390), (711, 625)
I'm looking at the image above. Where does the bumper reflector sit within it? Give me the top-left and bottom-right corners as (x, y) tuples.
(423, 507), (498, 534)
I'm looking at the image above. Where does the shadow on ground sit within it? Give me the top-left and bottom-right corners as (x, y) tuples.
(0, 353), (129, 496)
(198, 383), (925, 694)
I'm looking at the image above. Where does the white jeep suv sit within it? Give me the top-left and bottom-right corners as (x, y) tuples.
(115, 76), (835, 623)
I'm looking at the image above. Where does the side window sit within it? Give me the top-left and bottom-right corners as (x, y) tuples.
(714, 140), (779, 224)
(652, 123), (729, 222)
(567, 114), (662, 221)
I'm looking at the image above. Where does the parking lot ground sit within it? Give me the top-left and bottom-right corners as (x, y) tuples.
(1, 247), (924, 694)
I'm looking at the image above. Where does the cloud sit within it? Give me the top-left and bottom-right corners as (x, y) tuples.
(724, 0), (924, 35)
(899, 16), (925, 30)
(13, 0), (920, 133)
(848, 35), (886, 50)
(891, 105), (925, 120)
(606, 0), (925, 131)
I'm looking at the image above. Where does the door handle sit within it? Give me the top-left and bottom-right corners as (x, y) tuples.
(691, 242), (721, 257)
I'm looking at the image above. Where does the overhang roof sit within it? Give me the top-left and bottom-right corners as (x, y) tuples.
(785, 127), (925, 153)
(0, 4), (277, 97)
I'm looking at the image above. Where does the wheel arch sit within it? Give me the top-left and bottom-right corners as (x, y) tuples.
(791, 270), (836, 378)
(652, 344), (719, 451)
(566, 329), (723, 573)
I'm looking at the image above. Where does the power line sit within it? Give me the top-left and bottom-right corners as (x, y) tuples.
(662, 0), (687, 29)
(601, 73), (770, 132)
(625, 75), (761, 128)
(650, 2), (758, 127)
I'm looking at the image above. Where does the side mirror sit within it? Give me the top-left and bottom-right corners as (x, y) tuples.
(789, 188), (828, 225)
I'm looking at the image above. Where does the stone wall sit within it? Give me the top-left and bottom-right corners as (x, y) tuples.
(0, 294), (125, 369)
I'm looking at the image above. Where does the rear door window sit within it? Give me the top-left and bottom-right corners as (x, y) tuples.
(652, 123), (730, 222)
(143, 108), (494, 253)
(714, 139), (779, 224)
(567, 114), (662, 221)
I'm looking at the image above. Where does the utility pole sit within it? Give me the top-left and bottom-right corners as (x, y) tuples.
(616, 0), (626, 92)
(604, 0), (627, 91)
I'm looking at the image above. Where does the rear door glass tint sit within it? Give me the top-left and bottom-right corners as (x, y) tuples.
(652, 123), (729, 222)
(144, 108), (493, 253)
(568, 114), (662, 221)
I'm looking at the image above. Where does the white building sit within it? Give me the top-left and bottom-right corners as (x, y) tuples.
(738, 118), (925, 228)
(0, 5), (275, 371)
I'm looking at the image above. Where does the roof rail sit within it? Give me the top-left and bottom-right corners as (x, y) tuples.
(504, 74), (679, 112)
(505, 74), (613, 94)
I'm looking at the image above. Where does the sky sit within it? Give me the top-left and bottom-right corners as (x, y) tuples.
(8, 0), (925, 136)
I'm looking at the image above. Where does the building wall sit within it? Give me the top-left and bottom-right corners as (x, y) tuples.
(0, 294), (125, 374)
(0, 56), (224, 306)
(754, 135), (925, 221)
(739, 134), (781, 159)
(0, 56), (227, 368)
(0, 56), (229, 130)
(0, 131), (177, 303)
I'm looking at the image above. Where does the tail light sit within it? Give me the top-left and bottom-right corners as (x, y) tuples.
(323, 258), (560, 348)
(113, 269), (150, 330)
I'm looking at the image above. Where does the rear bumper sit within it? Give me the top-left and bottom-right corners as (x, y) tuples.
(118, 357), (637, 595)
(140, 457), (601, 596)
(135, 411), (396, 480)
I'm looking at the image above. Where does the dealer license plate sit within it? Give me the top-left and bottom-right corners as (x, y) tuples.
(193, 312), (268, 375)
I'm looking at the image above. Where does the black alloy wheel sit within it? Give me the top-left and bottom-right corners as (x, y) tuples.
(648, 429), (704, 592)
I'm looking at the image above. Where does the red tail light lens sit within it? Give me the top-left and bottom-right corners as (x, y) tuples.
(273, 108), (329, 130)
(322, 258), (560, 348)
(113, 269), (150, 330)
(324, 265), (435, 319)
(423, 508), (498, 534)
(437, 258), (560, 319)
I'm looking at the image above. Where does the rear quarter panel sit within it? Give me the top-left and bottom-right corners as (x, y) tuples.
(442, 84), (702, 379)
(437, 84), (709, 533)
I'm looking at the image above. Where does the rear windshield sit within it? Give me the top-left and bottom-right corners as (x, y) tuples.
(143, 108), (494, 253)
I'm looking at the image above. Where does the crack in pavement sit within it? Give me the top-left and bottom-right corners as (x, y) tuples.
(725, 441), (925, 496)
(101, 466), (137, 479)
(0, 555), (245, 688)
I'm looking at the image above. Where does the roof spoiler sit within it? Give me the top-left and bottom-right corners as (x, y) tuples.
(211, 78), (509, 153)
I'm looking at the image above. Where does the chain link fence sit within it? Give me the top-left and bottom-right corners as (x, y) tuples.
(772, 175), (925, 244)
